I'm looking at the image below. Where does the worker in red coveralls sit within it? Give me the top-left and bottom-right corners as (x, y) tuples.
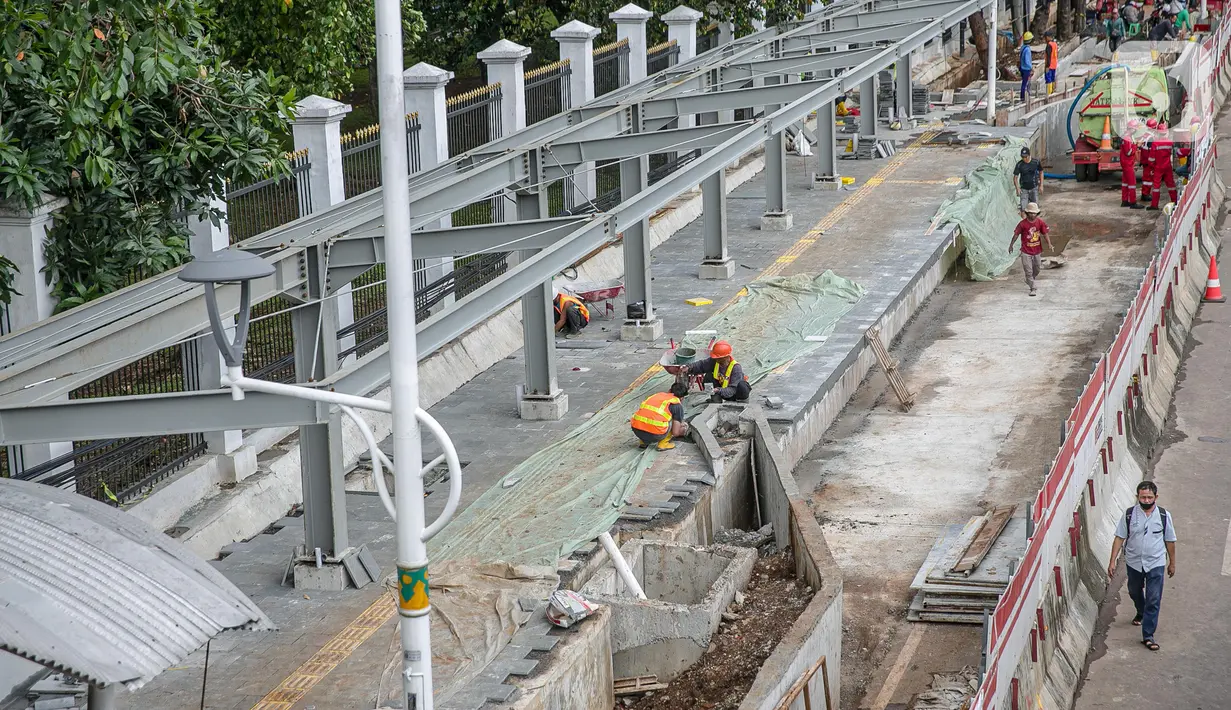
(1008, 202), (1054, 297)
(1140, 118), (1160, 205)
(1120, 119), (1144, 209)
(1150, 121), (1179, 210)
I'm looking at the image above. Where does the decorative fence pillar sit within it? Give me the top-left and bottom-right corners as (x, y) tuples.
(290, 96), (358, 365)
(479, 40), (531, 232)
(664, 6), (704, 133)
(0, 197), (73, 476)
(612, 4), (655, 84)
(553, 21), (601, 206)
(403, 63), (456, 302)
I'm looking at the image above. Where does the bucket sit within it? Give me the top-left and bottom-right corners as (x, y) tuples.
(673, 347), (697, 364)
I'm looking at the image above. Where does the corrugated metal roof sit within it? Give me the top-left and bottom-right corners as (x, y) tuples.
(0, 478), (272, 690)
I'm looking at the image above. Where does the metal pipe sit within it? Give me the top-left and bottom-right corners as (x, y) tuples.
(374, 0), (433, 706)
(986, 0), (997, 124)
(599, 531), (648, 600)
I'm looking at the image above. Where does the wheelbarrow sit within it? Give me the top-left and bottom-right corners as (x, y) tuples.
(565, 279), (624, 319)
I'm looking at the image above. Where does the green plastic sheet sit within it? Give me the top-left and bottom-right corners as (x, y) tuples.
(431, 271), (864, 567)
(934, 138), (1029, 281)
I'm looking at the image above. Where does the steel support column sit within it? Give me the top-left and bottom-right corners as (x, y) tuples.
(700, 169), (733, 278)
(762, 72), (793, 233)
(859, 74), (878, 136)
(813, 101), (841, 188)
(620, 104), (663, 341)
(896, 51), (914, 120)
(290, 244), (350, 590)
(515, 151), (567, 420)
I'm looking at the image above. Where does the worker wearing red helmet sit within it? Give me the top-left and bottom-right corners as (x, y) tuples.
(684, 340), (751, 403)
(1119, 119), (1144, 209)
(1140, 117), (1160, 205)
(1149, 120), (1178, 210)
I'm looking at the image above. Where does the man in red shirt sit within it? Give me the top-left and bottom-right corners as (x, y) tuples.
(1008, 202), (1054, 296)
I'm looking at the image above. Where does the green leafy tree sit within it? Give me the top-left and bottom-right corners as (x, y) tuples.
(207, 0), (425, 99)
(0, 0), (295, 310)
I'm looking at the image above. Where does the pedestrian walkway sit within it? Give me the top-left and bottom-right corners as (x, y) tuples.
(1074, 250), (1231, 710)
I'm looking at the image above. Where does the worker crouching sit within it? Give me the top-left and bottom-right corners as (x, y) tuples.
(632, 382), (691, 451)
(686, 340), (752, 403)
(553, 292), (590, 337)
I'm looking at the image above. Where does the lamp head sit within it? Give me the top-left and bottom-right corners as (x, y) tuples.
(178, 249), (275, 284)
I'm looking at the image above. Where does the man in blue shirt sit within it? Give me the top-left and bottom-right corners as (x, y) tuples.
(1108, 481), (1178, 651)
(1019, 31), (1034, 102)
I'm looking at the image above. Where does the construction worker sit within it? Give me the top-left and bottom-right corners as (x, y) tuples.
(685, 340), (752, 403)
(1106, 8), (1127, 54)
(553, 291), (589, 337)
(1120, 119), (1144, 209)
(1044, 31), (1060, 95)
(1008, 202), (1055, 297)
(1150, 121), (1178, 209)
(1019, 32), (1035, 103)
(631, 382), (690, 450)
(1140, 117), (1159, 204)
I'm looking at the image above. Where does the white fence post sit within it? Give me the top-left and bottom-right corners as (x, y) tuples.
(612, 4), (655, 84)
(0, 197), (73, 479)
(403, 63), (456, 306)
(291, 96), (358, 365)
(553, 21), (601, 206)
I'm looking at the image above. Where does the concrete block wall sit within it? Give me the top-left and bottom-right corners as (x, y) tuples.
(504, 606), (615, 710)
(740, 410), (843, 710)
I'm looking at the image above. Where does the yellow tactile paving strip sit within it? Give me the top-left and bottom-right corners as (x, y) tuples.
(249, 129), (938, 710)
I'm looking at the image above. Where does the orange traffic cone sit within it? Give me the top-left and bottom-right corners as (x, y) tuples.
(1203, 255), (1226, 303)
(1099, 116), (1113, 151)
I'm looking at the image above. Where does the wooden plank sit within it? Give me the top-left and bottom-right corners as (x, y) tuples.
(867, 327), (915, 410)
(952, 505), (1016, 574)
(614, 675), (668, 696)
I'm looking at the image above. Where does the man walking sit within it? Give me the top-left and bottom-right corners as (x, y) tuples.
(1008, 202), (1053, 296)
(1013, 146), (1043, 215)
(1108, 481), (1177, 651)
(1019, 31), (1035, 102)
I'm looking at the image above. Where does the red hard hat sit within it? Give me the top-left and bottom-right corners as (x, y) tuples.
(1157, 121), (1168, 130)
(1146, 118), (1160, 129)
(710, 340), (733, 358)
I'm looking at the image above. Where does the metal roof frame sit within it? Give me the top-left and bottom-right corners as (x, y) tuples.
(0, 0), (989, 442)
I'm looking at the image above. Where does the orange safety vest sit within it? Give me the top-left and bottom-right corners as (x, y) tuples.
(1046, 40), (1059, 70)
(711, 359), (744, 388)
(554, 294), (590, 322)
(631, 392), (681, 435)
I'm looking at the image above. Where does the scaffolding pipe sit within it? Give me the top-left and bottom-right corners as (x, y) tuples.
(986, 0), (998, 124)
(599, 532), (648, 599)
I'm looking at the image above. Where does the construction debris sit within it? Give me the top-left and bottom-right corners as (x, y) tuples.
(614, 675), (669, 696)
(908, 508), (1026, 624)
(546, 590), (599, 628)
(867, 326), (914, 410)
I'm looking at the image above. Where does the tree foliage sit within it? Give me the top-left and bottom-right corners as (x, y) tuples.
(206, 0), (425, 99)
(0, 0), (295, 310)
(413, 0), (810, 77)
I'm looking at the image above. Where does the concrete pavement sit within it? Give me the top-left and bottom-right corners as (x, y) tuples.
(1074, 242), (1231, 710)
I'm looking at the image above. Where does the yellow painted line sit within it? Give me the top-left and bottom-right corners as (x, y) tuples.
(870, 623), (926, 710)
(251, 130), (937, 710)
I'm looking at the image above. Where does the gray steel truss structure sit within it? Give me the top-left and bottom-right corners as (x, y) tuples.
(0, 0), (989, 559)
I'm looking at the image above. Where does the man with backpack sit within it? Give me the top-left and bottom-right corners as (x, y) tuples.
(1107, 481), (1177, 651)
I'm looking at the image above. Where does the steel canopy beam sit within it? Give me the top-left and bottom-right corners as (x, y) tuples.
(539, 122), (753, 178)
(328, 216), (594, 268)
(781, 23), (925, 52)
(722, 47), (887, 83)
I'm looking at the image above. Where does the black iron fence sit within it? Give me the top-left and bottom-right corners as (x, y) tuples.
(341, 114), (424, 199)
(447, 84), (505, 228)
(225, 149), (313, 243)
(646, 39), (681, 75)
(698, 22), (721, 54)
(13, 341), (208, 503)
(594, 38), (631, 97)
(525, 59), (572, 126)
(244, 296), (297, 383)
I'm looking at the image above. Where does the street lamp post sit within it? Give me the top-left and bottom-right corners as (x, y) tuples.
(178, 0), (452, 696)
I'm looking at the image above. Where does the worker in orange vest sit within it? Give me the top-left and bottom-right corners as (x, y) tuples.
(1044, 31), (1060, 95)
(553, 292), (590, 337)
(1149, 121), (1178, 209)
(684, 340), (752, 403)
(1119, 119), (1144, 209)
(631, 382), (690, 450)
